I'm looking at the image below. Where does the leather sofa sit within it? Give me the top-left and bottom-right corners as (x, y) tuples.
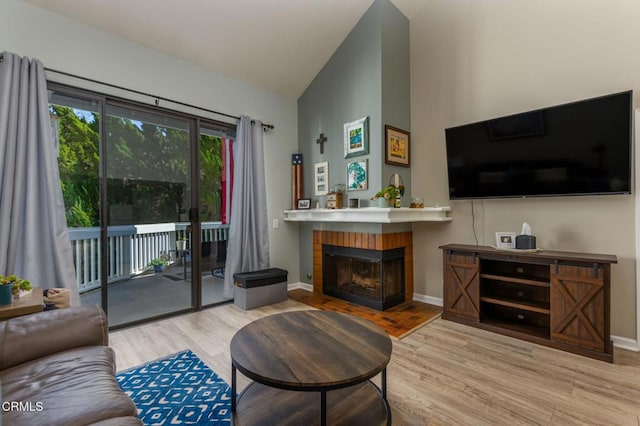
(0, 305), (141, 425)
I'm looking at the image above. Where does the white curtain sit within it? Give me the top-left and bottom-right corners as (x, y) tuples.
(0, 52), (79, 305)
(223, 116), (270, 298)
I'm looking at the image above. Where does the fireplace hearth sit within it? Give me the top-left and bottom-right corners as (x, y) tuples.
(323, 245), (405, 310)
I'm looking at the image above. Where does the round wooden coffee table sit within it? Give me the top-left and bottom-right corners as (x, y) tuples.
(230, 310), (392, 425)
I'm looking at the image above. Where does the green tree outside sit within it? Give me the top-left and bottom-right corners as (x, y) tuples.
(52, 105), (224, 227)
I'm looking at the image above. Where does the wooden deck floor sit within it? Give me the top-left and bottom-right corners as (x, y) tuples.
(81, 266), (230, 327)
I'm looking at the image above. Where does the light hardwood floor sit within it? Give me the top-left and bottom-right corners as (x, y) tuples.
(109, 299), (640, 425)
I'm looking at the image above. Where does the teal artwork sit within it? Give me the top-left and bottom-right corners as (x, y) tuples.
(347, 160), (367, 190)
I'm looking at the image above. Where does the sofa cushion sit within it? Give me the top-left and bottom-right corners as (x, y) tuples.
(0, 346), (139, 426)
(0, 305), (109, 370)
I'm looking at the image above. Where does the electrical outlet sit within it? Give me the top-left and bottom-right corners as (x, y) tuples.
(272, 219), (279, 229)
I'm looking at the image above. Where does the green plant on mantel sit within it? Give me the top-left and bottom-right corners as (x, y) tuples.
(0, 274), (32, 296)
(371, 185), (400, 201)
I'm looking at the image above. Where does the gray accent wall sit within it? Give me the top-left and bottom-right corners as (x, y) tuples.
(381, 0), (411, 192)
(297, 0), (410, 284)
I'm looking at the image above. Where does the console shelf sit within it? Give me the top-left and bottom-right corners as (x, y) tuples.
(481, 318), (550, 341)
(440, 244), (617, 362)
(480, 273), (550, 288)
(479, 296), (550, 314)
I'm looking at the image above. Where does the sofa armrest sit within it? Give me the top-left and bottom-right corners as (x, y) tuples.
(0, 304), (108, 370)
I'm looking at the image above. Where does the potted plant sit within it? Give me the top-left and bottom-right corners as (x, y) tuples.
(148, 257), (168, 273)
(0, 274), (32, 305)
(371, 185), (400, 207)
(176, 237), (187, 252)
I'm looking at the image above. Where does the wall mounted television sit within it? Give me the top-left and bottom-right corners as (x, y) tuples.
(445, 90), (632, 199)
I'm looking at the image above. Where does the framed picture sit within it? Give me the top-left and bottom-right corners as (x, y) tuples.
(314, 162), (329, 196)
(297, 198), (311, 209)
(346, 159), (368, 191)
(495, 232), (516, 249)
(344, 116), (369, 158)
(385, 125), (410, 167)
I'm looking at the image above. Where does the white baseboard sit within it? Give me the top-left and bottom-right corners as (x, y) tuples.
(288, 281), (313, 292)
(611, 335), (639, 352)
(413, 293), (443, 307)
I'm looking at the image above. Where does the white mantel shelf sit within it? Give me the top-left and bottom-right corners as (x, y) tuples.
(283, 207), (452, 223)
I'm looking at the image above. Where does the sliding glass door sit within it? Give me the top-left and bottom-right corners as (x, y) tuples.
(50, 83), (234, 327)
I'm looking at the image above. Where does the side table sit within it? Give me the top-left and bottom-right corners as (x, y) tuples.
(0, 287), (43, 320)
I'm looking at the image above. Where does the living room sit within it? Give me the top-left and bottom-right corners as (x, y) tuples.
(2, 0), (640, 424)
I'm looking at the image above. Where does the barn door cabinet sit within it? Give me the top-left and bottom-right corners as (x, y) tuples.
(440, 244), (616, 362)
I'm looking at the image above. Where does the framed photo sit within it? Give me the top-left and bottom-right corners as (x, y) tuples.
(385, 125), (410, 167)
(495, 232), (516, 249)
(344, 116), (369, 158)
(297, 198), (311, 209)
(314, 162), (329, 196)
(346, 159), (368, 191)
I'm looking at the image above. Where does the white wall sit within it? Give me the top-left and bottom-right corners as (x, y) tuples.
(2, 0), (300, 283)
(410, 0), (639, 340)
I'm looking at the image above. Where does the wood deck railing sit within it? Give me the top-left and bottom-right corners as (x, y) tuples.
(68, 222), (229, 293)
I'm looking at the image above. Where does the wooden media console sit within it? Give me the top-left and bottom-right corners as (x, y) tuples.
(439, 244), (617, 362)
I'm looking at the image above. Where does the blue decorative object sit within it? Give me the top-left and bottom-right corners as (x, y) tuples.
(0, 283), (13, 305)
(117, 350), (232, 425)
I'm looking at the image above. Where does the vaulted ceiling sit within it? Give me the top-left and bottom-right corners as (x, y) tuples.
(22, 0), (425, 99)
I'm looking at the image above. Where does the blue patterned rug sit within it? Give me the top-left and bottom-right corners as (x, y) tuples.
(117, 350), (232, 425)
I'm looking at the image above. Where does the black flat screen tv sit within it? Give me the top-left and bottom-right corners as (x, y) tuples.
(445, 91), (632, 199)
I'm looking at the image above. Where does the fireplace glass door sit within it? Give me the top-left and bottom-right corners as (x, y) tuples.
(323, 245), (404, 310)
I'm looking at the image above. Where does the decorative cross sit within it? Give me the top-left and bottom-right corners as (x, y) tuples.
(316, 133), (328, 154)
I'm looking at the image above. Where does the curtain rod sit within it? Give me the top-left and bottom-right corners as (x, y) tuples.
(44, 67), (275, 132)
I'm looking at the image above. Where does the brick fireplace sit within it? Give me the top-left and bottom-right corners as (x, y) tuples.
(313, 230), (414, 309)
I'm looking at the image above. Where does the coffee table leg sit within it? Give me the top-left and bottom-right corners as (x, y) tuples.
(231, 364), (237, 412)
(320, 390), (327, 426)
(382, 367), (387, 401)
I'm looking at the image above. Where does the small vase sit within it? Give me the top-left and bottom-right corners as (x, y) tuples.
(153, 264), (164, 273)
(0, 283), (14, 305)
(377, 198), (391, 208)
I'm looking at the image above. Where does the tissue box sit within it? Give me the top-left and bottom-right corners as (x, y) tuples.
(516, 235), (536, 249)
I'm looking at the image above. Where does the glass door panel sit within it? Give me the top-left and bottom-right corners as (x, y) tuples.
(199, 124), (232, 306)
(105, 103), (193, 326)
(49, 91), (103, 309)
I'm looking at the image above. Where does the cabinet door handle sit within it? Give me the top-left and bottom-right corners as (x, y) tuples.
(554, 259), (559, 273)
(593, 263), (599, 278)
